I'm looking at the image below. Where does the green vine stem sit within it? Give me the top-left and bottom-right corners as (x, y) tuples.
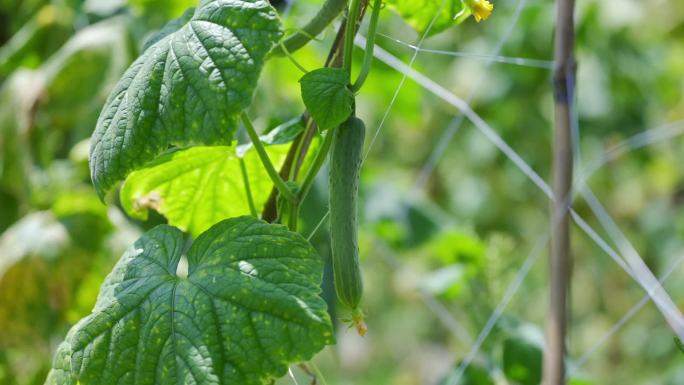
(239, 157), (258, 217)
(351, 0), (381, 92)
(288, 201), (300, 231)
(288, 118), (316, 180)
(309, 361), (330, 385)
(297, 126), (336, 202)
(241, 111), (298, 204)
(271, 0), (347, 56)
(286, 126), (336, 232)
(278, 41), (309, 73)
(343, 0), (363, 72)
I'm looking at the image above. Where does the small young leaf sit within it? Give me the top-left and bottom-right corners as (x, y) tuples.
(386, 0), (465, 36)
(236, 117), (305, 156)
(260, 117), (306, 145)
(299, 68), (353, 131)
(120, 145), (289, 236)
(45, 216), (334, 385)
(89, 0), (283, 198)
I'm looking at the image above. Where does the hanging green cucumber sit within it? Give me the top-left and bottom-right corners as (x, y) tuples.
(329, 115), (367, 335)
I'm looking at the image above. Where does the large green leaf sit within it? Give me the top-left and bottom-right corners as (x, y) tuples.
(89, 0), (283, 198)
(45, 216), (334, 385)
(120, 144), (289, 237)
(385, 0), (465, 36)
(299, 68), (353, 131)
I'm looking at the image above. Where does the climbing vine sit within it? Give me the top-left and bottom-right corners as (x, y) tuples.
(45, 0), (492, 384)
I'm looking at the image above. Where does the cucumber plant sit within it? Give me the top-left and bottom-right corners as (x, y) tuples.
(45, 0), (492, 384)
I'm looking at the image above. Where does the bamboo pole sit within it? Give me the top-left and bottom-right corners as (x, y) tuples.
(543, 0), (576, 382)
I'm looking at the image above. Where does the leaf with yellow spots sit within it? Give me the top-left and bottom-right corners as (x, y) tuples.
(45, 216), (334, 385)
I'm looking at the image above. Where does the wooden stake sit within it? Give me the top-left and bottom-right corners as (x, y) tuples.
(544, 0), (576, 383)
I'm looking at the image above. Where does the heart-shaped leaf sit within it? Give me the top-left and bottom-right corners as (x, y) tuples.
(45, 216), (334, 385)
(299, 68), (353, 131)
(89, 0), (283, 198)
(120, 145), (290, 237)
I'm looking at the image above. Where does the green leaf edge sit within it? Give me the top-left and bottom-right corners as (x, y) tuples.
(45, 215), (335, 385)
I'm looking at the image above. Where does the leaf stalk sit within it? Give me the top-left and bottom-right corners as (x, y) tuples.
(351, 0), (382, 92)
(271, 0), (347, 56)
(297, 126), (336, 203)
(241, 111), (298, 204)
(239, 157), (258, 217)
(343, 0), (363, 72)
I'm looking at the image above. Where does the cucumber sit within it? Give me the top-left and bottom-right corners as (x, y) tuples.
(329, 116), (366, 333)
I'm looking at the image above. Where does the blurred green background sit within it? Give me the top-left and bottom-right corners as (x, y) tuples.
(1, 0), (684, 384)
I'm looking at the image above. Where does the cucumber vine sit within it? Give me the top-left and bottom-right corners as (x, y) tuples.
(45, 0), (493, 383)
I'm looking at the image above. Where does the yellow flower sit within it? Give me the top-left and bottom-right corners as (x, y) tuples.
(471, 0), (494, 23)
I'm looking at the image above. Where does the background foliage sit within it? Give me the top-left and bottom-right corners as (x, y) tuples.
(1, 0), (684, 384)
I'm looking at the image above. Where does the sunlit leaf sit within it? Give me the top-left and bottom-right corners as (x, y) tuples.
(120, 145), (289, 237)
